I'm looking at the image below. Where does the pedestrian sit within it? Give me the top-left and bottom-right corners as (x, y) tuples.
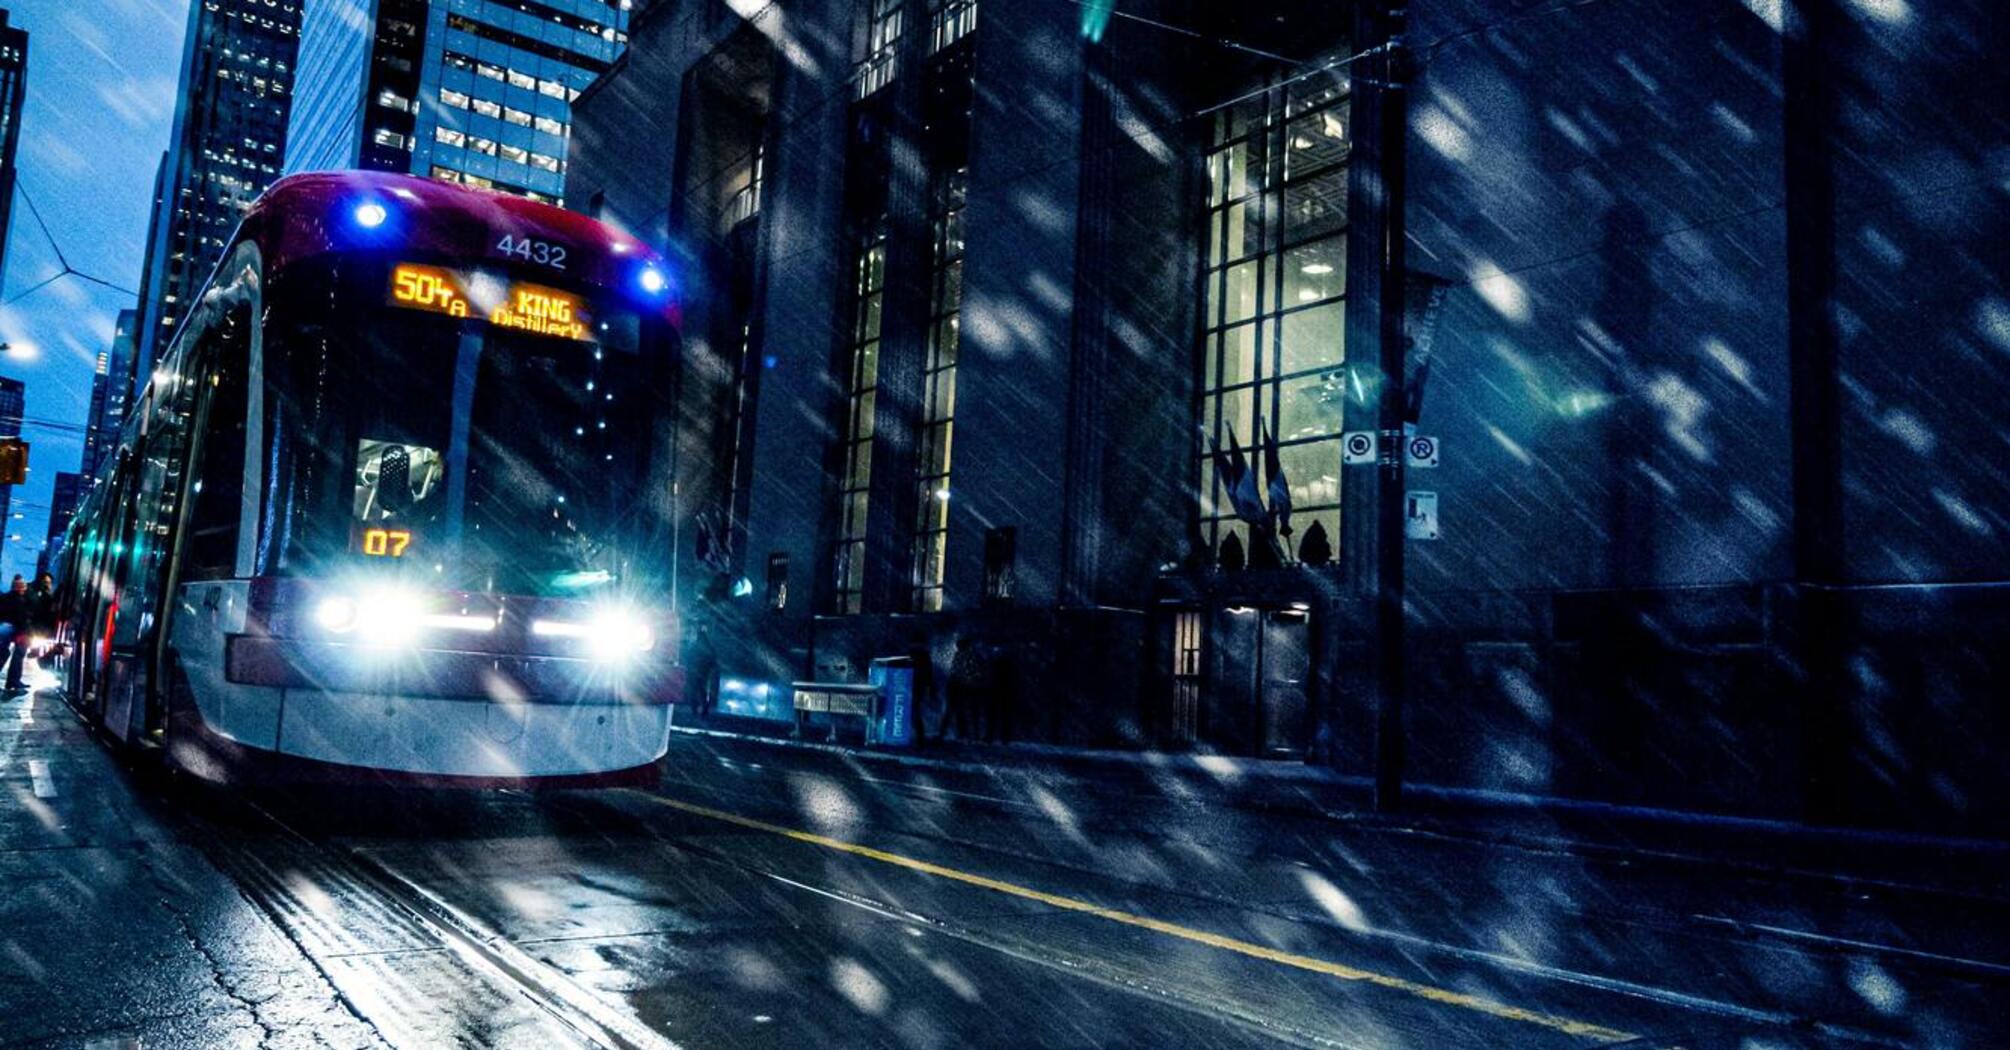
(27, 573), (55, 672)
(945, 635), (984, 741)
(686, 621), (718, 718)
(984, 641), (1016, 744)
(0, 575), (29, 693)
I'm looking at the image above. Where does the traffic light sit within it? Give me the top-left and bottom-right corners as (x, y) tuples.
(0, 438), (27, 485)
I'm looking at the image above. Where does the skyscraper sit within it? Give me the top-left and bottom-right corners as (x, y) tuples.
(0, 10), (29, 290)
(287, 0), (626, 205)
(36, 470), (82, 579)
(0, 375), (22, 568)
(82, 309), (137, 479)
(132, 0), (302, 394)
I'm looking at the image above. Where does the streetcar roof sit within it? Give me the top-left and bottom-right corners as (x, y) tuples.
(243, 171), (675, 307)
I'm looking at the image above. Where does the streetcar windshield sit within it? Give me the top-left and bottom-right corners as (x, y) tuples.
(268, 258), (669, 595)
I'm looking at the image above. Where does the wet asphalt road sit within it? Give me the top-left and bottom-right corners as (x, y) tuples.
(4, 684), (2009, 1049)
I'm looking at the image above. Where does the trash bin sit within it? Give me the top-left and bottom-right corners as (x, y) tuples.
(867, 656), (915, 747)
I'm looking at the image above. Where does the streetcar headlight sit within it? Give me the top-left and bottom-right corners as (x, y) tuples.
(587, 612), (655, 661)
(354, 587), (424, 645)
(315, 595), (359, 633)
(532, 608), (655, 662)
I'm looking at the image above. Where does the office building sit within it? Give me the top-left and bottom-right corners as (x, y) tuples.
(36, 470), (81, 579)
(287, 0), (628, 205)
(576, 0), (2007, 833)
(82, 309), (138, 479)
(0, 10), (26, 289)
(0, 374), (20, 567)
(132, 0), (301, 393)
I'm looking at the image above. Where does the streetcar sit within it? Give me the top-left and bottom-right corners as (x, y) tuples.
(54, 171), (685, 786)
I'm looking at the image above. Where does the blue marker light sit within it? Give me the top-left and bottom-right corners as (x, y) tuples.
(637, 265), (668, 296)
(352, 201), (389, 229)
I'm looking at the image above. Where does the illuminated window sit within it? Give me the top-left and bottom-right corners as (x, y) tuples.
(500, 143), (530, 165)
(723, 144), (762, 231)
(476, 62), (505, 81)
(435, 126), (466, 147)
(928, 0), (976, 52)
(854, 0), (902, 98)
(469, 135), (498, 156)
(529, 152), (561, 173)
(1170, 611), (1202, 742)
(472, 97), (502, 118)
(533, 114), (564, 136)
(833, 228), (887, 614)
(439, 87), (471, 109)
(372, 127), (409, 150)
(911, 171), (965, 611)
(503, 106), (532, 127)
(507, 69), (537, 90)
(1195, 64), (1350, 566)
(538, 77), (568, 100)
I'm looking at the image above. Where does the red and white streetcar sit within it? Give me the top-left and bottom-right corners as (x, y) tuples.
(55, 171), (685, 786)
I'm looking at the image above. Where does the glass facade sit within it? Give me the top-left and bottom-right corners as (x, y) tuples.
(1195, 71), (1350, 565)
(911, 171), (966, 611)
(834, 230), (888, 614)
(137, 0), (300, 384)
(289, 0), (625, 204)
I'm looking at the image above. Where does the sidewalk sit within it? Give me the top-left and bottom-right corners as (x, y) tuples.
(668, 709), (2010, 903)
(0, 681), (385, 1049)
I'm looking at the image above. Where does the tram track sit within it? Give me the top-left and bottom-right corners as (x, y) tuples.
(173, 787), (682, 1050)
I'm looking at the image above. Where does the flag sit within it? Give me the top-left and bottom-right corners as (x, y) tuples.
(1260, 417), (1292, 535)
(1200, 424), (1235, 519)
(1224, 425), (1268, 525)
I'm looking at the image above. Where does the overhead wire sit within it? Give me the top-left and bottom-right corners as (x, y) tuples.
(5, 178), (142, 305)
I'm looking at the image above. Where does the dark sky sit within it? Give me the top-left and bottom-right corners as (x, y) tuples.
(0, 0), (187, 579)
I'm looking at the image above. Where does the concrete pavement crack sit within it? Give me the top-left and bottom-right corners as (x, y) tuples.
(138, 813), (395, 1050)
(140, 851), (282, 1048)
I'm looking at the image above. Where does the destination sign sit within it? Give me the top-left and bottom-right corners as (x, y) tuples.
(388, 263), (593, 341)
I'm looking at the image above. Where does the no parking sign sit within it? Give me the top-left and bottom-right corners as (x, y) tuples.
(1406, 435), (1439, 468)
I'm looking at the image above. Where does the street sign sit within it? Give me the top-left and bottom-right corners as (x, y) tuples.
(1405, 491), (1439, 540)
(1406, 434), (1439, 469)
(1342, 431), (1377, 465)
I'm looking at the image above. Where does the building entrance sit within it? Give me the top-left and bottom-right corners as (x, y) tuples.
(1258, 609), (1311, 757)
(1206, 605), (1312, 756)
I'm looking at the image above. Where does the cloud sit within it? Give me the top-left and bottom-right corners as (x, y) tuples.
(97, 77), (178, 128)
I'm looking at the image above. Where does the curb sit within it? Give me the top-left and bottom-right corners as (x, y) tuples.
(667, 721), (2010, 899)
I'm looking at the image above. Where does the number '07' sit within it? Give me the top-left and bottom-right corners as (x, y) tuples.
(496, 235), (567, 270)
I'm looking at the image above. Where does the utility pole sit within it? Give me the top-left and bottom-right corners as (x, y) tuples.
(1371, 5), (1411, 813)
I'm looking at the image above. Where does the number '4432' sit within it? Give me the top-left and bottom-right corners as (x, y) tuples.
(496, 234), (567, 270)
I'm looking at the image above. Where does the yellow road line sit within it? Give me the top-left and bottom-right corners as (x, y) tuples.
(643, 793), (1635, 1043)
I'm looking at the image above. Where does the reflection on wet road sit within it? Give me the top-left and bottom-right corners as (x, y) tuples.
(4, 687), (2008, 1048)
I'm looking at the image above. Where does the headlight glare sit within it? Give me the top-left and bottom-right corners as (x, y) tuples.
(315, 595), (359, 633)
(355, 588), (424, 645)
(587, 611), (655, 661)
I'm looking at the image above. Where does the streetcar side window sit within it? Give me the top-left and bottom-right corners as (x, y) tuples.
(183, 306), (253, 580)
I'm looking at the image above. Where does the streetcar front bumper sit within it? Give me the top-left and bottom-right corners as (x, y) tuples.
(225, 635), (683, 705)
